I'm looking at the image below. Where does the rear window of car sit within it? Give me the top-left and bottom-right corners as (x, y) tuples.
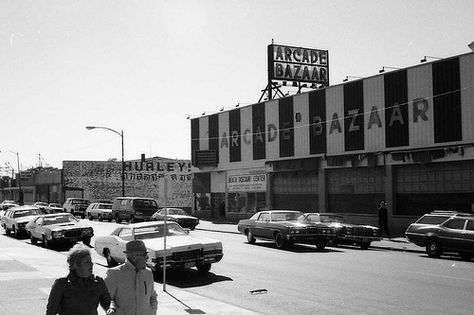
(416, 215), (450, 225)
(133, 199), (158, 208)
(98, 204), (112, 209)
(43, 215), (78, 225)
(72, 199), (89, 205)
(13, 209), (40, 218)
(271, 212), (302, 221)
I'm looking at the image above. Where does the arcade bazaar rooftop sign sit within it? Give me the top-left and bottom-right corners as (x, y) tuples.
(268, 44), (329, 85)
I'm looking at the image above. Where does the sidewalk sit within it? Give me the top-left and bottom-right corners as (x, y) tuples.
(196, 219), (425, 254)
(0, 233), (260, 315)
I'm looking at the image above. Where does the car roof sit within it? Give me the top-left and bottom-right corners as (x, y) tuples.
(126, 221), (169, 228)
(10, 206), (40, 211)
(429, 210), (474, 217)
(115, 197), (155, 200)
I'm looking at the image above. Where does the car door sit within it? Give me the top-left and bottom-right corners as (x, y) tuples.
(254, 212), (271, 239)
(110, 228), (132, 261)
(462, 219), (474, 253)
(441, 218), (467, 250)
(29, 217), (41, 238)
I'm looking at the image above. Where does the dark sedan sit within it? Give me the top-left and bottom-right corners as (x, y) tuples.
(237, 210), (335, 250)
(405, 211), (474, 260)
(151, 207), (199, 230)
(300, 213), (381, 249)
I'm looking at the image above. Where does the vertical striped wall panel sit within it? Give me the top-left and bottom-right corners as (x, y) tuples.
(384, 70), (409, 147)
(460, 53), (474, 141)
(309, 89), (327, 154)
(279, 97), (294, 158)
(326, 85), (345, 154)
(433, 58), (462, 143)
(229, 109), (241, 162)
(364, 76), (385, 151)
(294, 93), (310, 157)
(343, 80), (364, 151)
(218, 112), (230, 166)
(241, 106), (253, 162)
(252, 103), (266, 160)
(191, 118), (199, 164)
(209, 114), (219, 163)
(408, 64), (434, 147)
(265, 100), (280, 160)
(199, 116), (209, 151)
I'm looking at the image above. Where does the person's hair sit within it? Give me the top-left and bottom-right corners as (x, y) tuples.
(67, 244), (91, 271)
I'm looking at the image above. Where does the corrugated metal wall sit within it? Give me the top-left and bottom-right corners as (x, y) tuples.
(460, 53), (474, 141)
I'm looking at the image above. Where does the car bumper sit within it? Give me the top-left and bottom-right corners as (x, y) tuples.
(337, 235), (382, 242)
(287, 234), (334, 243)
(152, 251), (223, 270)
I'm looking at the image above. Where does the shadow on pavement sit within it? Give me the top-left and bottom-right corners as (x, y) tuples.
(154, 269), (233, 288)
(247, 241), (341, 253)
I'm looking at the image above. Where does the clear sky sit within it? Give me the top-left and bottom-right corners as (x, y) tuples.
(1, 0), (473, 172)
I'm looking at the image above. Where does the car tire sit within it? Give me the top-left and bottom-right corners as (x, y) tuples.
(275, 232), (287, 249)
(115, 214), (122, 224)
(360, 242), (371, 250)
(29, 232), (38, 245)
(103, 248), (118, 268)
(5, 227), (11, 236)
(426, 239), (442, 258)
(98, 214), (102, 222)
(315, 240), (327, 250)
(81, 214), (85, 219)
(331, 239), (338, 247)
(88, 213), (93, 221)
(460, 252), (472, 261)
(196, 263), (212, 274)
(42, 235), (52, 249)
(246, 230), (256, 244)
(130, 215), (135, 223)
(12, 226), (19, 238)
(83, 237), (91, 246)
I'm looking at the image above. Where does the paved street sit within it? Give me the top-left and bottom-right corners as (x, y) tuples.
(1, 220), (474, 314)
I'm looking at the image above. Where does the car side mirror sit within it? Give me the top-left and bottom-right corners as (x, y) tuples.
(183, 228), (191, 234)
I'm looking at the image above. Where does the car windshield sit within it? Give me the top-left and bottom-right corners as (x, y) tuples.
(35, 202), (48, 206)
(133, 223), (187, 240)
(43, 214), (78, 225)
(49, 203), (61, 207)
(416, 215), (451, 225)
(72, 200), (89, 205)
(271, 212), (302, 221)
(133, 199), (158, 208)
(319, 215), (348, 223)
(162, 208), (188, 216)
(13, 209), (40, 218)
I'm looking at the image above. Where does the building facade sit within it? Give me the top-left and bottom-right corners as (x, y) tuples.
(190, 51), (474, 234)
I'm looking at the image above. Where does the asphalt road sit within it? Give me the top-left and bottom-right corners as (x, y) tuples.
(16, 220), (474, 315)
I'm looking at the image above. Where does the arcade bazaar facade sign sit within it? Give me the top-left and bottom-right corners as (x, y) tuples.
(268, 44), (329, 85)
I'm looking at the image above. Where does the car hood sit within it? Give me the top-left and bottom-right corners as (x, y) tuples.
(142, 235), (222, 252)
(168, 215), (196, 220)
(47, 223), (90, 231)
(273, 221), (330, 228)
(325, 222), (378, 229)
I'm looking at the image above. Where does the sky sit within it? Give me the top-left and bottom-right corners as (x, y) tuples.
(1, 0), (473, 173)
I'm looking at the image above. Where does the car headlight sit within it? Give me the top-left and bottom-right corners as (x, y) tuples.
(52, 231), (64, 238)
(289, 228), (305, 234)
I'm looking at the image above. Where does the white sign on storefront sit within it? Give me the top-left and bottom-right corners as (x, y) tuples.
(227, 174), (266, 192)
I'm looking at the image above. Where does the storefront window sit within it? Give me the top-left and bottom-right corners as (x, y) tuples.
(194, 193), (211, 210)
(227, 192), (265, 214)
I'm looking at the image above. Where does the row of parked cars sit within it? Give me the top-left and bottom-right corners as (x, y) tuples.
(237, 209), (474, 261)
(0, 200), (220, 276)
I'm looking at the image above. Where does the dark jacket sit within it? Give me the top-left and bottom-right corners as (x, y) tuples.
(46, 272), (111, 315)
(378, 206), (388, 225)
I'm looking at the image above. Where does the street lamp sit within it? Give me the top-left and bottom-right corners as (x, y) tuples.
(0, 149), (23, 205)
(86, 126), (125, 197)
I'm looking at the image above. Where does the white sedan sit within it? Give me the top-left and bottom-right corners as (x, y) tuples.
(94, 221), (223, 274)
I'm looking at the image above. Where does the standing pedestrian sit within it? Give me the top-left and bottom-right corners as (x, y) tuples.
(46, 244), (112, 315)
(104, 240), (158, 315)
(377, 201), (392, 239)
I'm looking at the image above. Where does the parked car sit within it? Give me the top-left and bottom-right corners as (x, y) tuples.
(86, 202), (113, 221)
(111, 197), (158, 223)
(62, 198), (90, 218)
(25, 213), (94, 248)
(47, 203), (64, 213)
(405, 210), (474, 260)
(0, 200), (18, 210)
(299, 213), (381, 249)
(94, 221), (223, 274)
(33, 202), (50, 214)
(151, 207), (199, 230)
(237, 210), (336, 250)
(1, 206), (42, 238)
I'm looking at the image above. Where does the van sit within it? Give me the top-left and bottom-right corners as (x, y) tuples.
(111, 197), (159, 223)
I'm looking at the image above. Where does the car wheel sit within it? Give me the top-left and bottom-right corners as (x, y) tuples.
(12, 226), (19, 238)
(460, 252), (472, 261)
(360, 242), (371, 250)
(98, 214), (102, 222)
(130, 215), (135, 223)
(29, 232), (38, 245)
(42, 235), (52, 249)
(115, 214), (122, 224)
(103, 248), (118, 268)
(88, 213), (93, 221)
(275, 232), (287, 249)
(331, 239), (338, 247)
(426, 239), (442, 258)
(315, 240), (327, 250)
(82, 237), (91, 246)
(246, 230), (256, 244)
(5, 227), (11, 235)
(196, 263), (211, 274)
(81, 214), (85, 219)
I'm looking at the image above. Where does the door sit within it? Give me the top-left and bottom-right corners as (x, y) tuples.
(462, 219), (474, 253)
(253, 212), (271, 238)
(441, 218), (467, 250)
